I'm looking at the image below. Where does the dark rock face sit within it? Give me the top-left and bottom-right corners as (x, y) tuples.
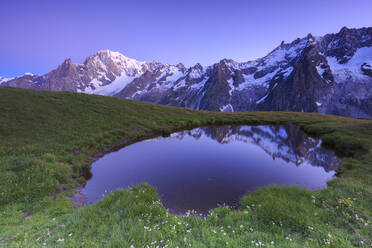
(2, 27), (372, 118)
(361, 63), (372, 77)
(198, 60), (233, 111)
(259, 40), (334, 112)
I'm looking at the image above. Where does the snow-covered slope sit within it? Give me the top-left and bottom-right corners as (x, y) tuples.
(327, 47), (372, 83)
(79, 50), (147, 95)
(0, 77), (12, 85)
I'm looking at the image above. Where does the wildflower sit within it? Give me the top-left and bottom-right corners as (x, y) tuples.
(57, 238), (64, 242)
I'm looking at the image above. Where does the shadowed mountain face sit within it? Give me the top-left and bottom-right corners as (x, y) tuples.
(2, 27), (372, 118)
(174, 125), (340, 172)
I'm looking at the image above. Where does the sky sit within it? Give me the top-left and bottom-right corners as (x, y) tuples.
(1, 0), (371, 78)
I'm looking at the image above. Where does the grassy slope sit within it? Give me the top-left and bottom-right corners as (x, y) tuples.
(0, 87), (371, 247)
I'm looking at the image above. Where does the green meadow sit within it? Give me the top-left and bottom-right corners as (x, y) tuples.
(0, 87), (371, 247)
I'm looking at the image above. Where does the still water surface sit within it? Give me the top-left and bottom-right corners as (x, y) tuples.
(75, 125), (339, 214)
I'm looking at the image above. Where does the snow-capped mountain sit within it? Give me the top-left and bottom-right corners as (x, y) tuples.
(2, 27), (372, 118)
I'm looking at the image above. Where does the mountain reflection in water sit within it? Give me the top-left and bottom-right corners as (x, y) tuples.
(74, 125), (339, 214)
(174, 125), (339, 172)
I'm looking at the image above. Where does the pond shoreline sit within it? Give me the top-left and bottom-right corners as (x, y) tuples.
(72, 123), (341, 211)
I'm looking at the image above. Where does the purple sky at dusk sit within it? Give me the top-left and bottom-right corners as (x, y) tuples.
(1, 0), (371, 77)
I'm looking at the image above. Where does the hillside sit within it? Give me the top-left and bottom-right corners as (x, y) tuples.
(0, 87), (371, 247)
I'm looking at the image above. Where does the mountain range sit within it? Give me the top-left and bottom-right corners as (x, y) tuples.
(1, 26), (372, 118)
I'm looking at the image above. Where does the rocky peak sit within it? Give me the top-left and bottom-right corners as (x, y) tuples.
(304, 33), (320, 49)
(339, 26), (352, 35)
(306, 33), (314, 40)
(61, 58), (73, 69)
(186, 63), (205, 80)
(218, 59), (237, 71)
(63, 58), (73, 65)
(191, 63), (203, 71)
(176, 63), (187, 71)
(54, 58), (77, 77)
